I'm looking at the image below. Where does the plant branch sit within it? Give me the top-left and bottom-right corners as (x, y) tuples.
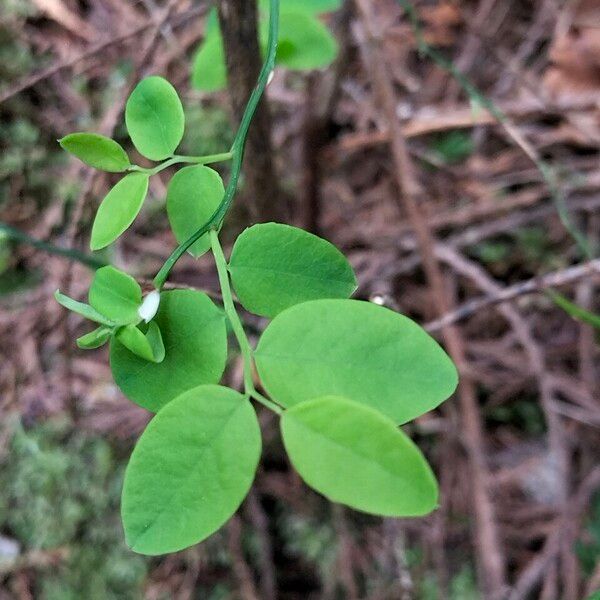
(153, 0), (280, 290)
(425, 258), (600, 332)
(0, 222), (107, 270)
(210, 230), (282, 415)
(128, 151), (233, 176)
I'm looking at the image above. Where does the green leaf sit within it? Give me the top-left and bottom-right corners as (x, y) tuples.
(255, 299), (458, 424)
(59, 133), (130, 172)
(547, 290), (600, 329)
(116, 322), (165, 363)
(55, 290), (115, 327)
(76, 326), (113, 349)
(191, 32), (227, 92)
(88, 266), (142, 324)
(122, 385), (261, 555)
(262, 11), (338, 70)
(229, 223), (357, 318)
(110, 290), (227, 412)
(282, 396), (438, 516)
(191, 4), (339, 91)
(260, 0), (342, 13)
(125, 76), (185, 160)
(166, 165), (225, 257)
(90, 172), (149, 251)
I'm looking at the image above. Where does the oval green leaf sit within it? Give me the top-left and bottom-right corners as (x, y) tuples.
(260, 0), (342, 14)
(281, 396), (438, 516)
(90, 173), (149, 251)
(281, 396), (438, 517)
(255, 299), (458, 424)
(88, 266), (142, 324)
(55, 290), (115, 327)
(59, 133), (130, 172)
(116, 321), (165, 363)
(125, 76), (185, 160)
(191, 32), (227, 92)
(261, 11), (338, 70)
(110, 289), (227, 412)
(229, 223), (357, 318)
(122, 385), (261, 555)
(166, 165), (225, 257)
(76, 326), (112, 349)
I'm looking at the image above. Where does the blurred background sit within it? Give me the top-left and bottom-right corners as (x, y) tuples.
(0, 0), (599, 598)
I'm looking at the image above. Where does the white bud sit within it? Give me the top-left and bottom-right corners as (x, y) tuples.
(267, 70), (275, 86)
(138, 290), (160, 323)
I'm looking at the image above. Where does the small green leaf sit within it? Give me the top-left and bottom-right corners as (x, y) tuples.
(166, 165), (225, 257)
(125, 76), (185, 160)
(260, 0), (342, 13)
(88, 266), (142, 324)
(548, 290), (600, 329)
(281, 396), (438, 516)
(55, 290), (115, 327)
(59, 133), (130, 172)
(255, 299), (458, 424)
(262, 11), (338, 70)
(110, 290), (227, 412)
(76, 326), (113, 349)
(229, 223), (357, 318)
(122, 385), (261, 555)
(145, 321), (165, 362)
(191, 32), (227, 92)
(116, 322), (164, 363)
(90, 172), (149, 251)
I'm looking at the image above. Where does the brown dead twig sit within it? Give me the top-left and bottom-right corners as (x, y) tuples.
(426, 258), (600, 332)
(0, 5), (204, 106)
(353, 2), (507, 597)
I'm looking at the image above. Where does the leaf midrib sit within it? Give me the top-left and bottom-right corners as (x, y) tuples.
(128, 401), (245, 550)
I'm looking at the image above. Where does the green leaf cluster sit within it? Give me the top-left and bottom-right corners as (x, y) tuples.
(60, 76), (227, 253)
(191, 2), (340, 92)
(56, 265), (168, 364)
(56, 70), (458, 557)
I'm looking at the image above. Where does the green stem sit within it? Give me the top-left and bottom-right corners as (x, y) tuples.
(128, 151), (233, 176)
(153, 0), (280, 290)
(0, 222), (107, 269)
(209, 229), (282, 415)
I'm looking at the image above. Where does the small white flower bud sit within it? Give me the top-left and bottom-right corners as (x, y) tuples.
(138, 290), (160, 323)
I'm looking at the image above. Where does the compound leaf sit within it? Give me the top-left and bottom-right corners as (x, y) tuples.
(281, 396), (438, 516)
(59, 133), (130, 172)
(166, 165), (224, 257)
(110, 290), (227, 412)
(88, 266), (142, 324)
(125, 76), (185, 160)
(90, 172), (149, 251)
(229, 223), (357, 318)
(55, 290), (115, 327)
(255, 299), (458, 424)
(116, 321), (165, 363)
(122, 385), (261, 555)
(76, 326), (112, 349)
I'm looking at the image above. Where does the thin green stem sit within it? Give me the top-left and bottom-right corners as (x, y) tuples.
(210, 229), (282, 415)
(153, 0), (280, 290)
(128, 151), (233, 176)
(0, 222), (107, 269)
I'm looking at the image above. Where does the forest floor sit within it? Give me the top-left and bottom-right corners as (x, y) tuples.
(0, 0), (599, 598)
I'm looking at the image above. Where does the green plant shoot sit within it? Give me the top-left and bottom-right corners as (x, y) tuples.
(55, 0), (458, 556)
